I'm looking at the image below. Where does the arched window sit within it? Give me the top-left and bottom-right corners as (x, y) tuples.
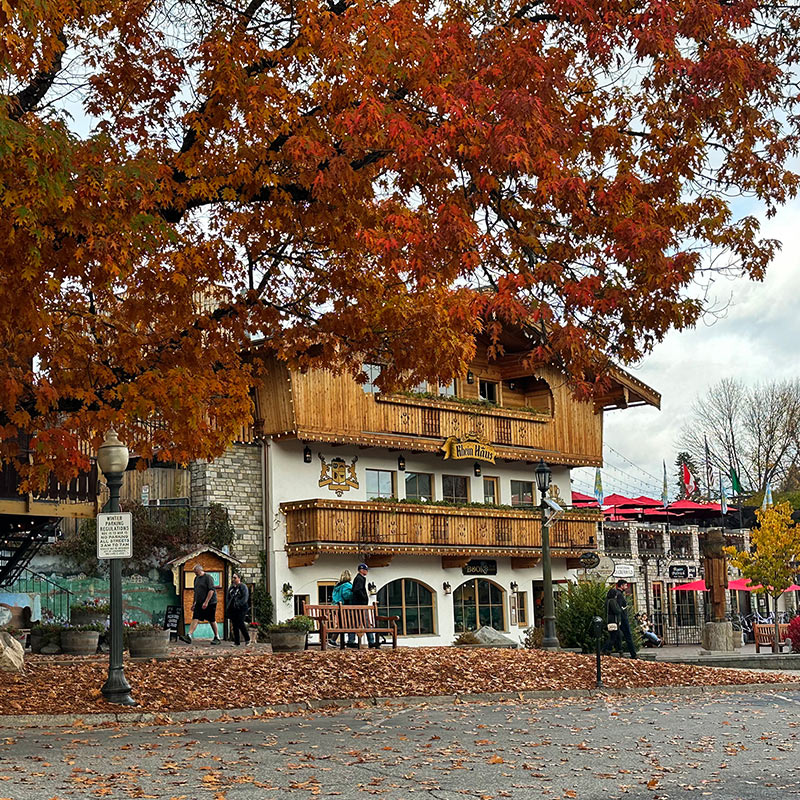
(377, 579), (436, 635)
(453, 579), (506, 632)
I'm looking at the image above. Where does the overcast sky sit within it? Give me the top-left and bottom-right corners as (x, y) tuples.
(571, 199), (800, 501)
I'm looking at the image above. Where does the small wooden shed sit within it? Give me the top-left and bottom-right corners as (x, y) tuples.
(167, 547), (241, 638)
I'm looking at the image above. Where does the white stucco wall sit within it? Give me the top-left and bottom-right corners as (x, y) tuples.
(266, 439), (575, 646)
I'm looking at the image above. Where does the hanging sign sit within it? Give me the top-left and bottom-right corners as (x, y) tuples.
(140, 484), (150, 506)
(441, 433), (496, 463)
(578, 552), (601, 569)
(669, 564), (689, 580)
(97, 512), (133, 559)
(592, 555), (616, 578)
(613, 563), (636, 579)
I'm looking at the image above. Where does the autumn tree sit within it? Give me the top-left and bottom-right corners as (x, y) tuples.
(3, 0), (800, 484)
(725, 502), (800, 652)
(679, 379), (800, 495)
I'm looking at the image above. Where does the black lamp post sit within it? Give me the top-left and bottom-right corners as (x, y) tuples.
(535, 459), (558, 649)
(97, 429), (136, 706)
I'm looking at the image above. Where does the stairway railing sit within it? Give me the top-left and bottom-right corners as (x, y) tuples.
(0, 567), (73, 624)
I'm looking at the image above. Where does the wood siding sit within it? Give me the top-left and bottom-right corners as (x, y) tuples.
(121, 467), (190, 504)
(281, 498), (600, 558)
(272, 362), (602, 465)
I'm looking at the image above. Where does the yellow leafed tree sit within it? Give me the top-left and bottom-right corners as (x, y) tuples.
(725, 502), (800, 653)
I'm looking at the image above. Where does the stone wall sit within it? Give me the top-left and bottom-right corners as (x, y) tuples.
(190, 444), (264, 581)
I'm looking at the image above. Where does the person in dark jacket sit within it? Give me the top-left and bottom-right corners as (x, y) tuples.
(602, 579), (636, 658)
(350, 562), (376, 648)
(225, 573), (251, 647)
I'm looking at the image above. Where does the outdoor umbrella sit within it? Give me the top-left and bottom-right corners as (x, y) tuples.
(671, 579), (707, 591)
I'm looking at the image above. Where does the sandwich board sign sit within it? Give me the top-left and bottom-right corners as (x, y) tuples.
(97, 512), (133, 559)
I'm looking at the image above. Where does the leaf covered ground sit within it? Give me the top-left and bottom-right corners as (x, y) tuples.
(1, 648), (798, 716)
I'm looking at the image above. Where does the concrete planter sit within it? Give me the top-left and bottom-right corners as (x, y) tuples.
(268, 631), (307, 652)
(128, 629), (170, 659)
(61, 630), (100, 656)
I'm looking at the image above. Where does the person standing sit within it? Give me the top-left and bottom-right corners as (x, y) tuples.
(226, 573), (252, 647)
(602, 579), (637, 658)
(350, 563), (376, 648)
(181, 564), (221, 645)
(331, 569), (354, 647)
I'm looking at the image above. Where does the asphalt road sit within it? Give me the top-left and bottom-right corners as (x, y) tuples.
(1, 689), (799, 799)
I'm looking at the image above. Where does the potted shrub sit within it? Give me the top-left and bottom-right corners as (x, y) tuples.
(70, 599), (110, 628)
(126, 623), (170, 659)
(267, 615), (314, 652)
(30, 623), (65, 654)
(61, 623), (103, 655)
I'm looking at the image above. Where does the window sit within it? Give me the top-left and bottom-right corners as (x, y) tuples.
(377, 578), (436, 635)
(442, 474), (469, 504)
(293, 594), (310, 616)
(516, 591), (529, 627)
(411, 381), (429, 393)
(479, 379), (498, 403)
(510, 480), (534, 507)
(317, 582), (335, 604)
(453, 579), (506, 632)
(366, 469), (395, 499)
(438, 380), (456, 397)
(362, 363), (381, 394)
(483, 476), (498, 504)
(405, 472), (432, 502)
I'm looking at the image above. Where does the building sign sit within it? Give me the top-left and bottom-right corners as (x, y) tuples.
(669, 564), (689, 580)
(578, 552), (601, 569)
(613, 563), (636, 579)
(593, 555), (616, 578)
(97, 512), (133, 559)
(318, 454), (359, 497)
(441, 433), (496, 464)
(462, 559), (497, 576)
(140, 484), (150, 506)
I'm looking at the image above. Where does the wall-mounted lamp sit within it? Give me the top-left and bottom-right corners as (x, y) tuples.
(442, 581), (452, 595)
(368, 582), (377, 594)
(473, 461), (482, 477)
(398, 454), (406, 471)
(303, 444), (312, 463)
(507, 381), (517, 391)
(466, 371), (474, 384)
(510, 581), (518, 593)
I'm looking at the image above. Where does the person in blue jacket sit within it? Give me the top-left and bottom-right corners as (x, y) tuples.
(331, 570), (354, 646)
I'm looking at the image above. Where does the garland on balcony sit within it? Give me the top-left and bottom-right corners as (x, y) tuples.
(387, 391), (551, 418)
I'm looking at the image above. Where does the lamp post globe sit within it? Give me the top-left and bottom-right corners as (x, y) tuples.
(98, 428), (136, 706)
(536, 459), (558, 649)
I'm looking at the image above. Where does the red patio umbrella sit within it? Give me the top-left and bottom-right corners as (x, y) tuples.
(671, 579), (707, 591)
(667, 499), (707, 511)
(630, 495), (664, 507)
(571, 491), (599, 507)
(642, 508), (686, 519)
(603, 493), (636, 507)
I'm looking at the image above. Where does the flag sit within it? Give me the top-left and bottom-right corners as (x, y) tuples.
(593, 468), (604, 505)
(682, 463), (697, 496)
(719, 473), (728, 515)
(762, 482), (773, 509)
(729, 467), (743, 496)
(661, 460), (669, 507)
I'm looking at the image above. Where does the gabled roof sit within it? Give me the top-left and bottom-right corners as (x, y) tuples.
(166, 545), (241, 568)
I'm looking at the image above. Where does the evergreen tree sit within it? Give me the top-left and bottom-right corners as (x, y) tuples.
(674, 452), (702, 501)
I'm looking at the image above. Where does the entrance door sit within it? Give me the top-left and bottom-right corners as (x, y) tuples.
(453, 579), (506, 632)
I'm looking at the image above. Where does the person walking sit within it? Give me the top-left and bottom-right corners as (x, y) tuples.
(331, 569), (354, 647)
(180, 563), (221, 645)
(602, 579), (637, 658)
(226, 573), (252, 647)
(350, 562), (376, 648)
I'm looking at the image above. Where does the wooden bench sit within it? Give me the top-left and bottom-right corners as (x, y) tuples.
(754, 623), (791, 653)
(302, 603), (341, 648)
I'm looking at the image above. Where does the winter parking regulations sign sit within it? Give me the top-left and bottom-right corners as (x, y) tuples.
(97, 512), (133, 559)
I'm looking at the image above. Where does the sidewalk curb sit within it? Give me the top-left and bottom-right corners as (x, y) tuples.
(1, 683), (799, 729)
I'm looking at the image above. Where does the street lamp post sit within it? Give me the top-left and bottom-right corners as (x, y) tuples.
(97, 429), (136, 706)
(535, 460), (559, 649)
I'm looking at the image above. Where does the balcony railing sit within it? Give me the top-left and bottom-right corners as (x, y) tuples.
(280, 498), (600, 557)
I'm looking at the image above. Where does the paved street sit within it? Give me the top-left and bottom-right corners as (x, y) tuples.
(1, 689), (799, 799)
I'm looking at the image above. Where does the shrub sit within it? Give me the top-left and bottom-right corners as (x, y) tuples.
(555, 580), (608, 652)
(453, 631), (481, 645)
(268, 615), (314, 633)
(787, 615), (800, 654)
(66, 623), (105, 633)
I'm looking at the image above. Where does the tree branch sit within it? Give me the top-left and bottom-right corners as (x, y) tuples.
(7, 30), (67, 121)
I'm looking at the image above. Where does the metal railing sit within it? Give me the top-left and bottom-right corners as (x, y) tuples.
(1, 567), (72, 624)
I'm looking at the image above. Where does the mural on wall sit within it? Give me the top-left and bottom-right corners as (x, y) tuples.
(318, 454), (359, 496)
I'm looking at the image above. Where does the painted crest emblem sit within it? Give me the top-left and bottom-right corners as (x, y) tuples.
(318, 454), (359, 496)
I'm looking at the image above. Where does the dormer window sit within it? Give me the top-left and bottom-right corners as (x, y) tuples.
(479, 379), (498, 403)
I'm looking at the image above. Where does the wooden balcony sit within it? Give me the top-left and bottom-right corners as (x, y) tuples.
(280, 498), (600, 567)
(0, 459), (98, 519)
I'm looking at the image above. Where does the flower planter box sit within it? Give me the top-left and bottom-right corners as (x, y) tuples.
(128, 630), (170, 659)
(61, 630), (100, 656)
(269, 631), (307, 652)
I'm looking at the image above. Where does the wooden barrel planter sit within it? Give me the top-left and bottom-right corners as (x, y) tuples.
(61, 630), (101, 656)
(268, 631), (307, 652)
(128, 629), (170, 659)
(30, 627), (62, 654)
(70, 610), (108, 628)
